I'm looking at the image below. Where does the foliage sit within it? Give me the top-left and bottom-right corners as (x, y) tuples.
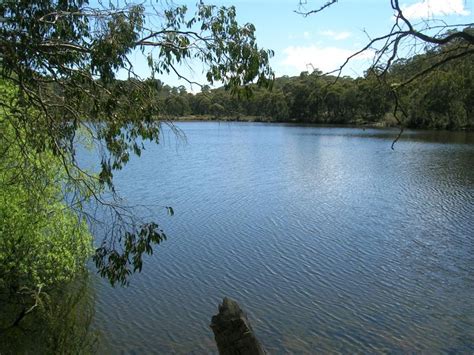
(390, 38), (474, 129)
(294, 1), (473, 130)
(0, 82), (93, 293)
(94, 222), (168, 287)
(0, 80), (93, 336)
(0, 0), (274, 285)
(161, 39), (473, 130)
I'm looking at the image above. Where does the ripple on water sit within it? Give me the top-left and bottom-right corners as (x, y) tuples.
(91, 123), (474, 353)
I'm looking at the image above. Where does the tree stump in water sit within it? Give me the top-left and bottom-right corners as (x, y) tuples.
(210, 297), (266, 355)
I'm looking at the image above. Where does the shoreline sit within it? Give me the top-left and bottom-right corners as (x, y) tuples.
(164, 115), (474, 132)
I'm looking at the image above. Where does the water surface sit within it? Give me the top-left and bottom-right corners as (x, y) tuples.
(92, 123), (474, 353)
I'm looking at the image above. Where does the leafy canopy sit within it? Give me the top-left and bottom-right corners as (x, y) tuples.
(0, 0), (274, 285)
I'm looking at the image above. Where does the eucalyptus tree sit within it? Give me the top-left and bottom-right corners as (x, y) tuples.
(0, 0), (274, 286)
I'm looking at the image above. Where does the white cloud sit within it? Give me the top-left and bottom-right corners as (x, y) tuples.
(320, 30), (352, 40)
(401, 0), (470, 19)
(303, 31), (311, 40)
(281, 45), (373, 74)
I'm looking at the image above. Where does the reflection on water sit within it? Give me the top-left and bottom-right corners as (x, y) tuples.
(290, 124), (474, 144)
(90, 123), (473, 353)
(0, 273), (97, 354)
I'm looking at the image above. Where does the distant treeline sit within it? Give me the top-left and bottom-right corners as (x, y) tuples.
(123, 38), (474, 130)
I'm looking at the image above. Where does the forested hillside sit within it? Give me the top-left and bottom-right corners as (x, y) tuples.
(157, 31), (473, 130)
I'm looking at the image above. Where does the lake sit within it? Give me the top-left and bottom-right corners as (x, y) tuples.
(91, 122), (474, 353)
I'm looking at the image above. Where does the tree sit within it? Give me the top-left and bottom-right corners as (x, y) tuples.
(0, 0), (274, 286)
(296, 0), (474, 137)
(210, 102), (225, 118)
(0, 80), (93, 331)
(356, 70), (391, 122)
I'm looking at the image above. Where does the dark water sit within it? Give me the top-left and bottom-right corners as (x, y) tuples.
(0, 274), (97, 354)
(92, 123), (474, 353)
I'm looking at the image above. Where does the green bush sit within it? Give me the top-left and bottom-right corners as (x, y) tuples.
(0, 81), (93, 293)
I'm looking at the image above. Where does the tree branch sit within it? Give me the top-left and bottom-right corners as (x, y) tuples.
(295, 0), (338, 17)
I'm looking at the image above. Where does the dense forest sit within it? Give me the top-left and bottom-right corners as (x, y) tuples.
(152, 32), (473, 130)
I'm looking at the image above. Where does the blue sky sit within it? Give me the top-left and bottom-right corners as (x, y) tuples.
(125, 0), (473, 90)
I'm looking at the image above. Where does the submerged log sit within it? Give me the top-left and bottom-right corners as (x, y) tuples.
(210, 297), (266, 355)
